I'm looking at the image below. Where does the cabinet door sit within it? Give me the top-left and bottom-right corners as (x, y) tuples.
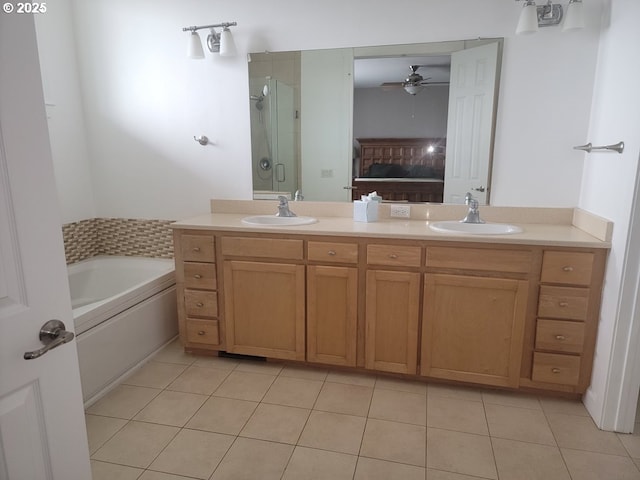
(365, 270), (420, 374)
(307, 265), (357, 366)
(224, 261), (305, 361)
(421, 274), (528, 387)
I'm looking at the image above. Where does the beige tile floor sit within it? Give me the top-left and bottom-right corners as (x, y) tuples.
(86, 339), (640, 480)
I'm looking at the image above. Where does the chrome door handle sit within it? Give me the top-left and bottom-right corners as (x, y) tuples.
(24, 320), (75, 360)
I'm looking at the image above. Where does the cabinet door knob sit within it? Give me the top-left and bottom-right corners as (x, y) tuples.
(562, 266), (574, 272)
(196, 302), (204, 307)
(194, 274), (202, 279)
(559, 301), (569, 307)
(551, 368), (561, 374)
(327, 250), (336, 256)
(197, 330), (206, 336)
(192, 247), (201, 252)
(555, 335), (566, 341)
(389, 254), (398, 259)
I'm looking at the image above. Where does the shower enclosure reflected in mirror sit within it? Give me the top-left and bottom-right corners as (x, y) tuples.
(249, 75), (298, 199)
(247, 39), (502, 203)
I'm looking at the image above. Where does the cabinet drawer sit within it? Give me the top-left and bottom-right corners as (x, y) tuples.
(426, 247), (532, 273)
(181, 234), (215, 262)
(184, 263), (217, 290)
(538, 286), (589, 321)
(186, 319), (220, 345)
(308, 241), (358, 264)
(367, 244), (421, 267)
(184, 290), (218, 318)
(541, 251), (594, 286)
(531, 352), (581, 386)
(535, 319), (585, 354)
(221, 236), (303, 260)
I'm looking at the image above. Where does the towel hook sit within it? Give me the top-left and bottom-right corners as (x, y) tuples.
(573, 141), (625, 154)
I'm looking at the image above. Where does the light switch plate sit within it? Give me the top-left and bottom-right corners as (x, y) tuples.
(390, 205), (411, 218)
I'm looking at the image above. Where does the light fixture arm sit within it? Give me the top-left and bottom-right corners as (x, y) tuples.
(181, 22), (237, 33)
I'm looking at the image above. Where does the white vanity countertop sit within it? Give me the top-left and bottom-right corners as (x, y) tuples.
(171, 201), (612, 248)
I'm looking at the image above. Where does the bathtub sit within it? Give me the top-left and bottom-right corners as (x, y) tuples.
(70, 256), (178, 405)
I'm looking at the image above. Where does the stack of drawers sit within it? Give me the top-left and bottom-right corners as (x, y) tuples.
(532, 251), (594, 386)
(179, 234), (220, 348)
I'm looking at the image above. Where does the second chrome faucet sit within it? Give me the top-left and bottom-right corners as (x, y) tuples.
(276, 196), (297, 217)
(461, 192), (484, 224)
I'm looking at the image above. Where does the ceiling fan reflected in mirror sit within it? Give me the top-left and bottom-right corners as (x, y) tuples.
(381, 65), (450, 95)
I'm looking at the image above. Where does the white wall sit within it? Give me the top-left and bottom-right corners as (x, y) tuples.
(34, 0), (95, 224)
(577, 0), (640, 429)
(353, 87), (449, 139)
(41, 0), (605, 221)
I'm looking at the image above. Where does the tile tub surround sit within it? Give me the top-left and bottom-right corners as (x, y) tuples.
(86, 339), (640, 480)
(63, 218), (174, 264)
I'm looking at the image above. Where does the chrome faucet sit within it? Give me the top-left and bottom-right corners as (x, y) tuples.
(461, 192), (485, 224)
(276, 196), (297, 217)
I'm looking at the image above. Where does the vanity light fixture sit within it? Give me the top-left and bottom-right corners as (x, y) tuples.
(182, 22), (237, 58)
(515, 0), (584, 35)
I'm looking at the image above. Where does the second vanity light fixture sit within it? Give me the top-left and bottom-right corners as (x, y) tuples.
(516, 0), (584, 35)
(182, 22), (237, 58)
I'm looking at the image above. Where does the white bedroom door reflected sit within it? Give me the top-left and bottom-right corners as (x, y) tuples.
(443, 42), (499, 205)
(0, 12), (91, 480)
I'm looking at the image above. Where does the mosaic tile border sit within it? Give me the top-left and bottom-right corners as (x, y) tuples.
(63, 218), (174, 264)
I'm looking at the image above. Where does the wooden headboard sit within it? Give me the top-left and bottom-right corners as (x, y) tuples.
(356, 137), (446, 178)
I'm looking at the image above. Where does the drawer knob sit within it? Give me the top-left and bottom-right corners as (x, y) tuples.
(389, 254), (398, 259)
(192, 247), (201, 252)
(197, 330), (206, 336)
(559, 301), (569, 307)
(196, 302), (204, 307)
(194, 274), (202, 279)
(555, 335), (566, 341)
(328, 250), (337, 256)
(551, 368), (561, 374)
(562, 266), (574, 272)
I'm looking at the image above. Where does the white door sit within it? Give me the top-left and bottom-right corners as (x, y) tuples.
(0, 13), (91, 480)
(443, 42), (499, 204)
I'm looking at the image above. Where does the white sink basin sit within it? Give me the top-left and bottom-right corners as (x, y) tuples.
(241, 215), (318, 226)
(429, 220), (523, 235)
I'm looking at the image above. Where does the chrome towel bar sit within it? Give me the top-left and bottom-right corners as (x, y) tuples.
(573, 141), (625, 154)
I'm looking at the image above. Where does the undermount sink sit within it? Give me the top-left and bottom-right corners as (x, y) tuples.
(429, 220), (523, 235)
(241, 215), (318, 226)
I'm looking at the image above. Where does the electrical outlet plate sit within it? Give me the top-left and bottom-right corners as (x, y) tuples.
(390, 205), (411, 218)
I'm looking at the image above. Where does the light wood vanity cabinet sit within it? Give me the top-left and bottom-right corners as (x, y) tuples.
(526, 250), (602, 392)
(307, 241), (358, 367)
(365, 244), (421, 374)
(173, 228), (607, 396)
(173, 232), (221, 351)
(221, 236), (305, 361)
(421, 247), (532, 387)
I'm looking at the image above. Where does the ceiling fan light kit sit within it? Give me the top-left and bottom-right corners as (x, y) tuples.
(379, 64), (450, 96)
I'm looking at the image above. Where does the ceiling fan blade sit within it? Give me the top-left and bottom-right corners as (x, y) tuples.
(380, 82), (404, 87)
(419, 81), (450, 86)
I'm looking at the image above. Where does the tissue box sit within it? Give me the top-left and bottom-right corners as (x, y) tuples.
(353, 200), (379, 222)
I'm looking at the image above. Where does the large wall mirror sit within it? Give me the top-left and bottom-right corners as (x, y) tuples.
(247, 38), (503, 204)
